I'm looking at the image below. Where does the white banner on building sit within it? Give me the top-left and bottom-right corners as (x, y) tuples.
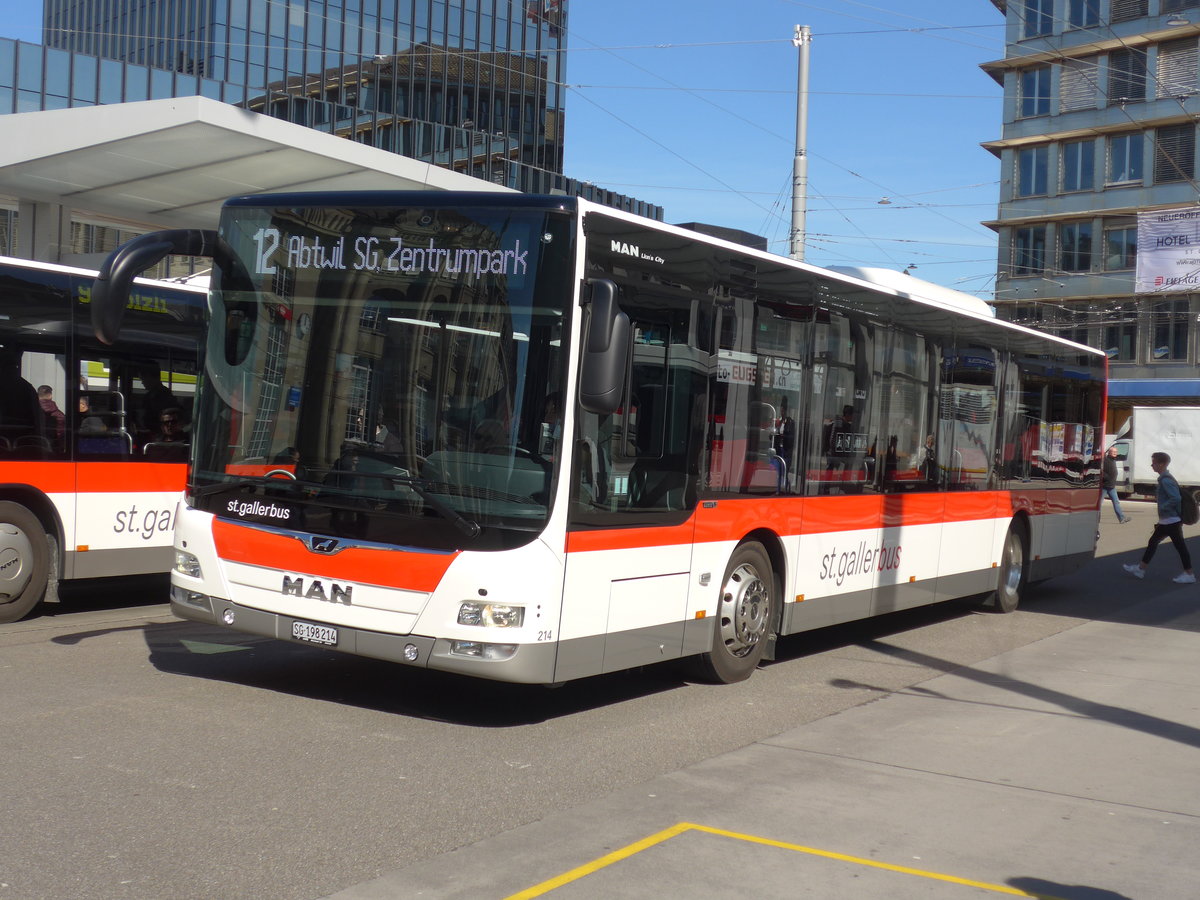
(1135, 207), (1200, 293)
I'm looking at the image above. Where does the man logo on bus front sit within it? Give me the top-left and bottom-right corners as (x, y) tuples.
(309, 537), (340, 553)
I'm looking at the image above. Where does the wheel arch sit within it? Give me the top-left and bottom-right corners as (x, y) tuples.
(983, 512), (1031, 613)
(1010, 509), (1032, 560)
(0, 484), (65, 585)
(738, 526), (787, 637)
(1010, 508), (1032, 537)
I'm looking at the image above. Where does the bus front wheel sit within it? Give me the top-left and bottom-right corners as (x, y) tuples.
(988, 521), (1028, 614)
(0, 501), (49, 624)
(694, 542), (776, 684)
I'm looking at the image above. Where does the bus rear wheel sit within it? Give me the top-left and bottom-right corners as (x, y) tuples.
(988, 521), (1028, 614)
(0, 501), (49, 624)
(694, 542), (776, 684)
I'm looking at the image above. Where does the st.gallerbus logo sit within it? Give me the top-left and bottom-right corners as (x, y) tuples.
(819, 540), (903, 587)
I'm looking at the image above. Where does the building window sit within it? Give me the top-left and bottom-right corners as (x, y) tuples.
(1022, 0), (1054, 38)
(1154, 123), (1196, 184)
(1068, 0), (1100, 27)
(1151, 299), (1190, 361)
(1105, 225), (1138, 270)
(1111, 0), (1149, 22)
(1061, 140), (1095, 192)
(1104, 308), (1138, 362)
(1055, 308), (1090, 347)
(1108, 48), (1148, 103)
(1157, 38), (1199, 100)
(0, 208), (15, 257)
(1107, 133), (1144, 184)
(1017, 145), (1049, 197)
(1059, 222), (1094, 272)
(1014, 226), (1047, 275)
(1164, 0), (1195, 11)
(1005, 302), (1045, 330)
(1059, 57), (1100, 111)
(1019, 66), (1052, 117)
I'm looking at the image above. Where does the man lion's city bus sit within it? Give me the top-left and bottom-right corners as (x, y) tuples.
(90, 193), (1105, 684)
(0, 255), (204, 624)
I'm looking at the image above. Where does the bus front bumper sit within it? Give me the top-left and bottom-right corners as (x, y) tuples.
(170, 585), (559, 684)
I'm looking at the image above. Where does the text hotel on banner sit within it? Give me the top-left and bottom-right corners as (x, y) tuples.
(1136, 207), (1200, 293)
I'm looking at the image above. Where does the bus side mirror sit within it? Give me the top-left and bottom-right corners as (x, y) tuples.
(579, 279), (630, 415)
(92, 229), (244, 344)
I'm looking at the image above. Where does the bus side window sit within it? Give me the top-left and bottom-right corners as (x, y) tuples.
(569, 303), (703, 523)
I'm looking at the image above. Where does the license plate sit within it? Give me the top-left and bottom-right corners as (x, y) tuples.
(292, 620), (338, 646)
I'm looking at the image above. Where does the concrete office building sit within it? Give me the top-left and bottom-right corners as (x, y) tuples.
(0, 1), (660, 271)
(983, 0), (1200, 428)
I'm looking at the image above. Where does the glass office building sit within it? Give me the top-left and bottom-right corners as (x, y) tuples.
(1, 1), (660, 250)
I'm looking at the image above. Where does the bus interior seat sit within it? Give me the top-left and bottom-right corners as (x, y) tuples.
(143, 441), (189, 462)
(14, 435), (53, 453)
(627, 455), (690, 510)
(78, 434), (133, 455)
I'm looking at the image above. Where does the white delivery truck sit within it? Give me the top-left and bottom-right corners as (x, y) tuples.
(1111, 406), (1200, 500)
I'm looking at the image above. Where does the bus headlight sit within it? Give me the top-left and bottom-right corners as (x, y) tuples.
(457, 601), (524, 628)
(174, 550), (202, 578)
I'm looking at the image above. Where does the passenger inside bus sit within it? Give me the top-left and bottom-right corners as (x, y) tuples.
(77, 394), (107, 435)
(153, 408), (187, 444)
(539, 391), (562, 460)
(0, 347), (42, 448)
(37, 385), (66, 451)
(77, 391), (135, 455)
(143, 408), (189, 461)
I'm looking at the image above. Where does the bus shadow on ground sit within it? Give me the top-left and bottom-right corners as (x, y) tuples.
(43, 573), (171, 617)
(130, 619), (686, 726)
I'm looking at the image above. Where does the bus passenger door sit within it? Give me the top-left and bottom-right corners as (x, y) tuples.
(561, 305), (704, 679)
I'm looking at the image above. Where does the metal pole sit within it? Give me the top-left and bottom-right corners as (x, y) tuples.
(791, 25), (811, 262)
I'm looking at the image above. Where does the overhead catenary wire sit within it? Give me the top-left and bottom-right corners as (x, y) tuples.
(563, 18), (1003, 277)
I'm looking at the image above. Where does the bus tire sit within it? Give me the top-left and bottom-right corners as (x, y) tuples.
(988, 520), (1028, 614)
(0, 501), (50, 624)
(694, 542), (776, 684)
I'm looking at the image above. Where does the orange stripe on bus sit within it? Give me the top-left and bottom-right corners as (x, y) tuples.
(0, 461), (186, 493)
(211, 519), (458, 591)
(77, 462), (187, 492)
(565, 522), (695, 553)
(567, 488), (1099, 553)
(0, 462), (76, 492)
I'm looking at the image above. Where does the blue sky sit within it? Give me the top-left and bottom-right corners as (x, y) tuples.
(1, 1), (1008, 296)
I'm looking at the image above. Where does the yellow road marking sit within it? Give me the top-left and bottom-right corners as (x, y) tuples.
(504, 821), (1067, 900)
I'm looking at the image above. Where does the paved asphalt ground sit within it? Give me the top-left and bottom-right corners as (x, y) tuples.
(331, 497), (1200, 900)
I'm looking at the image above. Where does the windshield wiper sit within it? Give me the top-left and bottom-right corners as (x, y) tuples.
(322, 470), (481, 537)
(386, 474), (481, 537)
(188, 475), (310, 497)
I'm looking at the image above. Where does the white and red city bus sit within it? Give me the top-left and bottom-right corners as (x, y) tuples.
(90, 194), (1105, 683)
(0, 255), (204, 623)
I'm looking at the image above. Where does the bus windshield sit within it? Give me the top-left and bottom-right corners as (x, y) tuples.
(190, 200), (574, 551)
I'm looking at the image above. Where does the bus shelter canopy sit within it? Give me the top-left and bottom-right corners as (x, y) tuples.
(0, 95), (512, 230)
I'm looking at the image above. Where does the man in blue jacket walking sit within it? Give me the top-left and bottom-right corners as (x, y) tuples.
(1124, 451), (1196, 583)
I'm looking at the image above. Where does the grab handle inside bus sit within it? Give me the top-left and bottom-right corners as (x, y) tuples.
(579, 278), (630, 415)
(91, 229), (250, 344)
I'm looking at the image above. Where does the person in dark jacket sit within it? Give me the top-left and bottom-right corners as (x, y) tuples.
(1124, 451), (1195, 583)
(1102, 445), (1130, 524)
(37, 385), (66, 449)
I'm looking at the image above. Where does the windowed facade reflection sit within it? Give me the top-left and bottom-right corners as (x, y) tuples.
(1, 2), (661, 221)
